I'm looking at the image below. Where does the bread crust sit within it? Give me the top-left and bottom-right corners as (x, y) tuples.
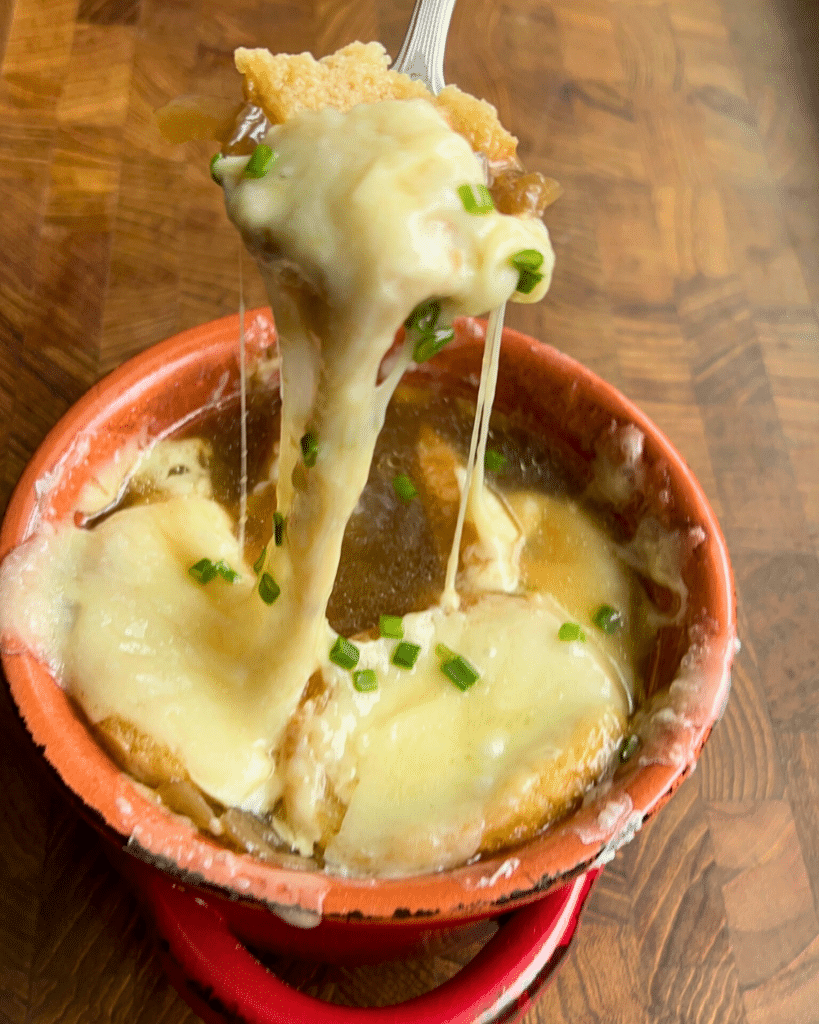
(234, 41), (519, 167)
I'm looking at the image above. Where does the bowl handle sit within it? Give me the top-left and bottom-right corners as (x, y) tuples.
(142, 868), (598, 1024)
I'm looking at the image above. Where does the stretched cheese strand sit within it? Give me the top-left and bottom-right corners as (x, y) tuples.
(442, 302), (506, 608)
(237, 245), (248, 551)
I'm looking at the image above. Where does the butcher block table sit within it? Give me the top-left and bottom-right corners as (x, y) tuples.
(1, 0), (818, 1021)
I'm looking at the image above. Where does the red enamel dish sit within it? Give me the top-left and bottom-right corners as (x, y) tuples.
(0, 310), (736, 1021)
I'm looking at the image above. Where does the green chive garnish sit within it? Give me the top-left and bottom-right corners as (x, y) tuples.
(593, 604), (623, 635)
(210, 153), (224, 183)
(404, 298), (453, 363)
(441, 654), (480, 691)
(435, 642), (455, 661)
(413, 326), (454, 364)
(392, 474), (417, 502)
(405, 299), (441, 333)
(620, 734), (639, 762)
(379, 614), (404, 640)
(353, 669), (378, 693)
(484, 449), (508, 473)
(511, 249), (544, 273)
(216, 561), (240, 583)
(330, 636), (360, 671)
(244, 144), (277, 179)
(273, 511), (285, 547)
(458, 183), (494, 215)
(253, 546), (266, 575)
(189, 558), (239, 584)
(515, 268), (544, 295)
(301, 432), (318, 468)
(392, 641), (421, 669)
(258, 572), (280, 604)
(558, 622), (586, 642)
(189, 558), (219, 584)
(511, 251), (545, 294)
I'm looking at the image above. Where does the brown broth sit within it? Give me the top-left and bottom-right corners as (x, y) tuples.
(158, 374), (584, 639)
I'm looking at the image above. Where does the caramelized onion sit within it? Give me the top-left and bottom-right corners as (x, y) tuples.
(490, 169), (563, 218)
(157, 779), (223, 835)
(223, 103), (272, 154)
(94, 715), (188, 788)
(220, 807), (296, 861)
(156, 96), (272, 155)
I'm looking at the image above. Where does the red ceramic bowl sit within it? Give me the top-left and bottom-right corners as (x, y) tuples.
(0, 310), (735, 1023)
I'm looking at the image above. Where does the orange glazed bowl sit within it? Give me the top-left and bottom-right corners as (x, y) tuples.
(0, 311), (735, 1023)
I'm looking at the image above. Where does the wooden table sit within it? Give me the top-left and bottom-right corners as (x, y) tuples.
(1, 0), (817, 1021)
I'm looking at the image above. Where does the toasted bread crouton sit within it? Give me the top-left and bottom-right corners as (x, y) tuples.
(434, 84), (518, 166)
(480, 707), (626, 855)
(235, 42), (427, 119)
(234, 41), (519, 166)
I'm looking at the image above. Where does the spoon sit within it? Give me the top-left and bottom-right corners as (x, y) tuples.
(391, 0), (457, 95)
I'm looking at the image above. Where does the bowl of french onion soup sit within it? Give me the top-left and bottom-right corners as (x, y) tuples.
(0, 307), (734, 968)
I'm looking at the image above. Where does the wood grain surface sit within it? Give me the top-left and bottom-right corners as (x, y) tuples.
(0, 0), (817, 1021)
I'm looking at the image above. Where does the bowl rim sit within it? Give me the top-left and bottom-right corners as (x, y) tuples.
(0, 309), (736, 923)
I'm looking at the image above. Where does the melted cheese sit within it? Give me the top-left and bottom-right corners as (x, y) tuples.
(443, 303), (508, 606)
(208, 98), (554, 759)
(2, 474), (631, 869)
(301, 595), (627, 875)
(3, 496), (275, 810)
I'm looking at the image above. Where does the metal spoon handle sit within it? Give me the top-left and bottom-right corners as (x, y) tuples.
(391, 0), (457, 95)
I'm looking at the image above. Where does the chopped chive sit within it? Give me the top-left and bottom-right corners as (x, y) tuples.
(244, 144), (277, 179)
(404, 299), (440, 332)
(353, 668), (378, 693)
(511, 249), (545, 273)
(484, 448), (508, 473)
(592, 604), (623, 635)
(300, 432), (318, 468)
(189, 558), (219, 584)
(215, 560), (240, 583)
(620, 734), (640, 762)
(188, 558), (238, 585)
(515, 268), (545, 295)
(558, 622), (586, 642)
(258, 572), (280, 604)
(273, 511), (285, 547)
(379, 614), (404, 640)
(392, 641), (421, 670)
(412, 326), (454, 364)
(330, 636), (360, 671)
(435, 642), (455, 661)
(458, 182), (494, 215)
(441, 655), (480, 691)
(189, 557), (241, 584)
(392, 474), (417, 502)
(210, 153), (224, 183)
(253, 546), (267, 575)
(510, 251), (545, 293)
